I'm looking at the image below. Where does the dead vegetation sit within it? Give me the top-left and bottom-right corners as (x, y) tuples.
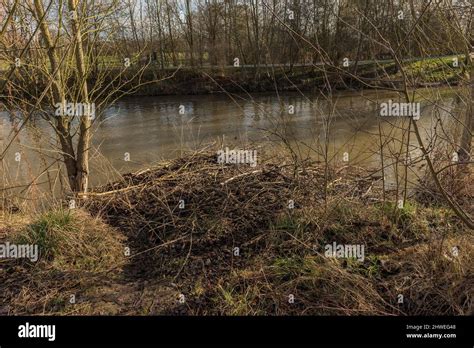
(0, 151), (472, 315)
(0, 209), (128, 315)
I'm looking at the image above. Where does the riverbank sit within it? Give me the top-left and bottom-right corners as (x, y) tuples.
(1, 151), (472, 315)
(2, 55), (466, 98)
(101, 56), (465, 96)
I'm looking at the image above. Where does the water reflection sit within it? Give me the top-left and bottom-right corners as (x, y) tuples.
(0, 88), (466, 189)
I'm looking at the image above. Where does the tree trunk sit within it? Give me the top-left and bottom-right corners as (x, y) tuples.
(33, 0), (79, 192)
(458, 51), (473, 167)
(68, 0), (91, 194)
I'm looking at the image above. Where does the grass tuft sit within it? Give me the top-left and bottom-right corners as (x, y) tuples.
(13, 209), (125, 272)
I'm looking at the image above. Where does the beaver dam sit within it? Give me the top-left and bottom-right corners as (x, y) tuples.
(0, 151), (472, 315)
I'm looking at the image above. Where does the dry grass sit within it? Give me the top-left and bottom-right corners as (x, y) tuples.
(11, 209), (126, 272)
(0, 150), (472, 315)
(0, 209), (126, 314)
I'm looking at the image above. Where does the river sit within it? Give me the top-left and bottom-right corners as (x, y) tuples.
(0, 87), (466, 193)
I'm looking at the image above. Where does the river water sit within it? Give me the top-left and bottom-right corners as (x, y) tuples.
(0, 87), (466, 192)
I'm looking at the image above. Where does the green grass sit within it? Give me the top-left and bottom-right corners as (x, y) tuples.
(380, 200), (416, 227)
(346, 255), (382, 278)
(216, 283), (262, 315)
(271, 255), (322, 281)
(403, 55), (465, 82)
(15, 210), (74, 260)
(12, 209), (125, 272)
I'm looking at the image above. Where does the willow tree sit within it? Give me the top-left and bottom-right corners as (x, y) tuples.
(1, 0), (154, 194)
